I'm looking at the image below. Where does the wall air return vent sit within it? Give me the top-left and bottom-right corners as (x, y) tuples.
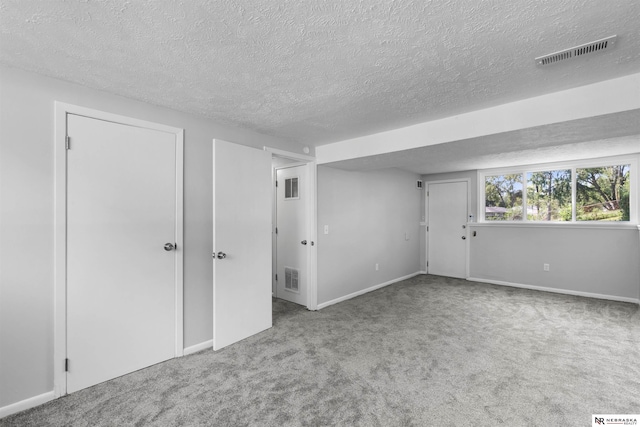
(284, 267), (299, 293)
(535, 35), (617, 66)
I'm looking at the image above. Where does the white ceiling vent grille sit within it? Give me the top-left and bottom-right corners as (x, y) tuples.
(535, 35), (617, 66)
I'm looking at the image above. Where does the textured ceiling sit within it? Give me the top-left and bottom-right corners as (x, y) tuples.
(2, 0), (640, 148)
(326, 110), (640, 174)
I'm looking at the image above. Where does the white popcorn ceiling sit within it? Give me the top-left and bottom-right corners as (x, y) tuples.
(328, 110), (640, 174)
(1, 0), (639, 170)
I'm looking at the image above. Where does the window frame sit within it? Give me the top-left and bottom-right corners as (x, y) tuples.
(478, 155), (638, 225)
(284, 176), (300, 200)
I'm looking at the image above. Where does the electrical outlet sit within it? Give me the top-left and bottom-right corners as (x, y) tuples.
(543, 263), (550, 272)
(324, 225), (329, 234)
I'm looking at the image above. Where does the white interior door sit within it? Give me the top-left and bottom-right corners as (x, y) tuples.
(427, 181), (468, 278)
(275, 165), (308, 306)
(67, 114), (177, 393)
(213, 139), (272, 351)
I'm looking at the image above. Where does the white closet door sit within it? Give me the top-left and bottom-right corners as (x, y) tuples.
(67, 114), (177, 393)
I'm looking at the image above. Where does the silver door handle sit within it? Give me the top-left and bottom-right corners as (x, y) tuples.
(164, 243), (175, 251)
(301, 240), (307, 245)
(216, 251), (227, 259)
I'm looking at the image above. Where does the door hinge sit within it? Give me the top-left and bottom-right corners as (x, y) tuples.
(275, 181), (278, 187)
(275, 227), (278, 234)
(426, 261), (429, 267)
(426, 226), (429, 232)
(66, 136), (71, 150)
(275, 274), (278, 281)
(65, 358), (69, 372)
(426, 191), (429, 197)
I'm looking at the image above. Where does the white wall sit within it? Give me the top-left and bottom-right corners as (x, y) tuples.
(317, 166), (421, 306)
(0, 66), (305, 408)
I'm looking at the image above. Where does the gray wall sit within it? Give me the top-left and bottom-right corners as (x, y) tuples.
(469, 224), (640, 299)
(0, 66), (304, 407)
(317, 166), (422, 305)
(422, 170), (640, 301)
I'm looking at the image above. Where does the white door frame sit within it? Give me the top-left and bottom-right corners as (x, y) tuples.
(265, 147), (318, 310)
(54, 102), (184, 397)
(273, 163), (308, 305)
(425, 178), (471, 278)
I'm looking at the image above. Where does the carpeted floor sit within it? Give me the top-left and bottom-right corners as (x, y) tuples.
(2, 275), (639, 426)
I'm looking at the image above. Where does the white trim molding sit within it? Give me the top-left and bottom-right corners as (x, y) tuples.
(317, 272), (424, 310)
(264, 146), (316, 162)
(183, 340), (213, 356)
(467, 277), (640, 305)
(637, 225), (640, 301)
(0, 391), (56, 418)
(54, 102), (185, 398)
(424, 178), (472, 278)
(265, 146), (318, 311)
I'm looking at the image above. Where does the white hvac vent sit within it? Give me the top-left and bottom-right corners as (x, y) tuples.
(284, 267), (299, 293)
(535, 35), (617, 66)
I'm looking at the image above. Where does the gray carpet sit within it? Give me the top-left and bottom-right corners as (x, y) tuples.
(3, 275), (639, 426)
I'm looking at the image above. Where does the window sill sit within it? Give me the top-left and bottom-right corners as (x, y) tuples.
(470, 221), (638, 230)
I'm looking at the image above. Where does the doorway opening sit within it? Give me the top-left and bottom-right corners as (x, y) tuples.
(266, 148), (317, 311)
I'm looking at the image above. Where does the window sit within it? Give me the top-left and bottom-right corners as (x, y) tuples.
(284, 177), (299, 199)
(576, 165), (630, 221)
(479, 156), (637, 224)
(526, 169), (571, 221)
(484, 174), (523, 220)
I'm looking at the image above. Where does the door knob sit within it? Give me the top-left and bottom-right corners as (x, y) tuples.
(301, 240), (307, 245)
(461, 236), (466, 240)
(164, 243), (175, 251)
(216, 251), (227, 259)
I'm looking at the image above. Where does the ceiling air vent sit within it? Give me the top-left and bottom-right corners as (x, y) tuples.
(535, 35), (617, 66)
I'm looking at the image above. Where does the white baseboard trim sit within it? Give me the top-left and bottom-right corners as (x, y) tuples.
(0, 391), (55, 419)
(0, 338), (216, 419)
(467, 277), (640, 305)
(317, 272), (423, 310)
(183, 339), (213, 356)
